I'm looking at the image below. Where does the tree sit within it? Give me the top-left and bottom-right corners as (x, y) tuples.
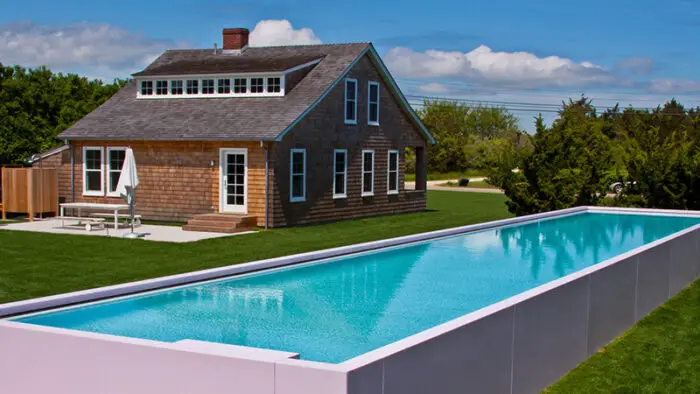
(418, 100), (525, 173)
(0, 63), (126, 165)
(491, 98), (614, 215)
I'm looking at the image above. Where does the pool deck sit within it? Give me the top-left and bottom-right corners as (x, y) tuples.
(0, 218), (254, 243)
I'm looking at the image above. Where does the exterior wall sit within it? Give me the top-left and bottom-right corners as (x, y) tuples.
(30, 150), (64, 169)
(57, 140), (268, 225)
(341, 214), (700, 394)
(270, 54), (428, 227)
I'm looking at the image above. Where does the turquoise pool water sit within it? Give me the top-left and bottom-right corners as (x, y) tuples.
(14, 212), (700, 363)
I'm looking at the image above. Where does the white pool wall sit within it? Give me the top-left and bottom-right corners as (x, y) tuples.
(1, 206), (699, 394)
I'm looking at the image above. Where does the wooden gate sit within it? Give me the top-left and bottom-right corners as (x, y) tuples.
(1, 167), (59, 220)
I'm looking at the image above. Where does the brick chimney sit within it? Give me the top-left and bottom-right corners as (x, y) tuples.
(222, 28), (249, 51)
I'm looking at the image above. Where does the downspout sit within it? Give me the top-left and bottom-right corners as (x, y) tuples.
(261, 140), (269, 230)
(69, 140), (75, 203)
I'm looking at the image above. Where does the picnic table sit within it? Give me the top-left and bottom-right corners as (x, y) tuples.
(59, 203), (130, 231)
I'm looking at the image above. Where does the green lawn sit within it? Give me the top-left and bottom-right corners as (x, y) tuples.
(0, 191), (511, 304)
(405, 170), (488, 182)
(547, 280), (700, 393)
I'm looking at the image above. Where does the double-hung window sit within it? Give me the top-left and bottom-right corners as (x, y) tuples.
(83, 147), (104, 196)
(368, 81), (380, 125)
(344, 78), (357, 124)
(333, 149), (348, 199)
(107, 147), (127, 196)
(186, 80), (199, 95)
(361, 150), (374, 197)
(290, 149), (306, 202)
(387, 150), (399, 194)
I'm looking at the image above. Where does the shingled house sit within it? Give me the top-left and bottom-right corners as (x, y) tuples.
(39, 28), (434, 231)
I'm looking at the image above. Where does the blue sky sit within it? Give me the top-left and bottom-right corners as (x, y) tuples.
(2, 0), (700, 131)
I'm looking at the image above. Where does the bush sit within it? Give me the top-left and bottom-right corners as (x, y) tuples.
(458, 178), (470, 187)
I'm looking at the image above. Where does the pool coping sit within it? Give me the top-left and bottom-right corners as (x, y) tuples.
(2, 206), (700, 393)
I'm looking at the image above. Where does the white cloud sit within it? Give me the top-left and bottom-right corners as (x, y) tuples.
(649, 79), (700, 93)
(249, 20), (322, 47)
(386, 45), (616, 88)
(0, 21), (182, 79)
(417, 82), (449, 94)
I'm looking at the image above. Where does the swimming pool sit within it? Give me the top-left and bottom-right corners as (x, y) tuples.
(13, 211), (700, 364)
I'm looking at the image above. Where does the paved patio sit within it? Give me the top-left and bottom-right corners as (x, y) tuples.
(0, 218), (254, 243)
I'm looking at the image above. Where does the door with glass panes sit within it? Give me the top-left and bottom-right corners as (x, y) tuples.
(219, 148), (247, 213)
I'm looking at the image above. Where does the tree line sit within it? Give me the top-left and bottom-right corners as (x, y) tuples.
(489, 97), (700, 214)
(0, 63), (126, 164)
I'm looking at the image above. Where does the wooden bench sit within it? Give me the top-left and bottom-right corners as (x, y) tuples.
(89, 213), (142, 227)
(56, 216), (106, 232)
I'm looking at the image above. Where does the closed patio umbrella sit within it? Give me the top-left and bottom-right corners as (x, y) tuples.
(115, 148), (141, 238)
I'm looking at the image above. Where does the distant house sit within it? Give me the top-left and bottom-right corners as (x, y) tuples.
(35, 28), (435, 231)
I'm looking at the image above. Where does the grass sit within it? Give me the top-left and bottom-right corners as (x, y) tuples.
(547, 280), (700, 393)
(0, 191), (511, 304)
(439, 180), (499, 189)
(405, 170), (488, 182)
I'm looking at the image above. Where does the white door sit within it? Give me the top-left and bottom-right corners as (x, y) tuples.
(220, 148), (248, 213)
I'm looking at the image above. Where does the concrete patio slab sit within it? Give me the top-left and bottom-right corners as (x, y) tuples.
(0, 218), (254, 243)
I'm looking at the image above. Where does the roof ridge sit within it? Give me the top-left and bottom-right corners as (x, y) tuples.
(163, 42), (370, 52)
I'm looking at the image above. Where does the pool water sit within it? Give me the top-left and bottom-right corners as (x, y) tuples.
(15, 212), (700, 363)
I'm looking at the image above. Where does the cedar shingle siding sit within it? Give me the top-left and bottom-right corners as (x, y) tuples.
(269, 55), (427, 227)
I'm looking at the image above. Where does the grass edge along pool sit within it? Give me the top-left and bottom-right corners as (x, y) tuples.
(9, 208), (700, 365)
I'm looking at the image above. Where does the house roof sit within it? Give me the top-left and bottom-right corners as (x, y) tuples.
(57, 43), (435, 144)
(27, 144), (70, 163)
(132, 51), (324, 76)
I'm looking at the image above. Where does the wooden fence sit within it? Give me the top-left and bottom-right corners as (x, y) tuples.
(1, 167), (59, 220)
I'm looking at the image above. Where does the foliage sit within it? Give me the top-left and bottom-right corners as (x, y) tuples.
(490, 97), (700, 215)
(0, 63), (126, 164)
(418, 100), (529, 173)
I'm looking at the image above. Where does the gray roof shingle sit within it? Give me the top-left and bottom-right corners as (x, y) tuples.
(58, 43), (371, 141)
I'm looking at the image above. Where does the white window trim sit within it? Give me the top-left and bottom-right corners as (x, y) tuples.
(344, 78), (358, 125)
(290, 148), (307, 202)
(361, 149), (375, 197)
(333, 149), (348, 199)
(82, 146), (104, 197)
(106, 147), (127, 197)
(137, 74), (286, 99)
(368, 81), (380, 126)
(387, 150), (400, 195)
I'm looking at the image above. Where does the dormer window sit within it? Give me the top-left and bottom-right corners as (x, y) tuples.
(156, 80), (168, 95)
(171, 80), (183, 95)
(218, 79), (231, 94)
(234, 78), (247, 93)
(138, 75), (286, 98)
(267, 77), (281, 93)
(250, 78), (264, 93)
(186, 80), (199, 95)
(140, 81), (153, 95)
(202, 79), (215, 95)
